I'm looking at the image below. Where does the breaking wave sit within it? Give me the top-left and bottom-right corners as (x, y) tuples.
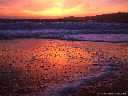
(0, 22), (128, 42)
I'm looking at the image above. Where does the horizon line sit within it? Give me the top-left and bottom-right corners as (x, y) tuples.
(0, 12), (127, 19)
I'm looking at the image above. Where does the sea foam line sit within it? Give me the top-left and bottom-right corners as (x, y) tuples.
(40, 63), (120, 96)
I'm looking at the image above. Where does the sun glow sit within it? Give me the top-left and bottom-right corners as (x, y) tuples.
(24, 5), (84, 17)
(0, 0), (128, 18)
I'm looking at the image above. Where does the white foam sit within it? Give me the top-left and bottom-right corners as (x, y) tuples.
(40, 63), (120, 96)
(67, 34), (128, 42)
(0, 22), (128, 42)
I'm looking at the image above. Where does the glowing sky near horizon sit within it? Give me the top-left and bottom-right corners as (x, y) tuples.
(0, 0), (128, 18)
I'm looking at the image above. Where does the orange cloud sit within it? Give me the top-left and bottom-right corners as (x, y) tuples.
(0, 0), (128, 18)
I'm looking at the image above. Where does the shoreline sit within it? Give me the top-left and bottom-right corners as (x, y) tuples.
(0, 38), (128, 43)
(0, 34), (128, 43)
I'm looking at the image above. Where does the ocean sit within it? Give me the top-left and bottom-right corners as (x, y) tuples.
(0, 22), (128, 42)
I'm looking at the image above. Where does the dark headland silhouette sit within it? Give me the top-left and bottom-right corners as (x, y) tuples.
(0, 12), (128, 23)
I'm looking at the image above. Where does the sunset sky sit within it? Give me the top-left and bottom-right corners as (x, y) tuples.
(0, 0), (128, 19)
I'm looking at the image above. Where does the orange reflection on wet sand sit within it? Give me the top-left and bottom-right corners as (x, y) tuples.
(34, 41), (92, 67)
(23, 39), (95, 83)
(1, 39), (127, 95)
(0, 39), (97, 87)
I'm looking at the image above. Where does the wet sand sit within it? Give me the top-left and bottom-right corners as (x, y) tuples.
(0, 38), (128, 96)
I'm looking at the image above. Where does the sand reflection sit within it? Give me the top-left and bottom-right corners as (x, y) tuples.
(24, 40), (95, 83)
(0, 39), (109, 94)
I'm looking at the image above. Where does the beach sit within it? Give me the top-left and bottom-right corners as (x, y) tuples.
(0, 38), (128, 96)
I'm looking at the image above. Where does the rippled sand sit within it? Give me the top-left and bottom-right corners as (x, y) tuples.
(0, 39), (128, 96)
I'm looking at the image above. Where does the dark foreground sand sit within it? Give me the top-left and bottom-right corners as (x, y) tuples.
(0, 39), (128, 96)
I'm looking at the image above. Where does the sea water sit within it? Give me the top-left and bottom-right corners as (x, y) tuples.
(0, 22), (128, 42)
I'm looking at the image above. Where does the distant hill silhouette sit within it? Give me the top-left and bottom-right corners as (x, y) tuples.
(84, 12), (128, 23)
(0, 12), (128, 23)
(61, 12), (128, 23)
